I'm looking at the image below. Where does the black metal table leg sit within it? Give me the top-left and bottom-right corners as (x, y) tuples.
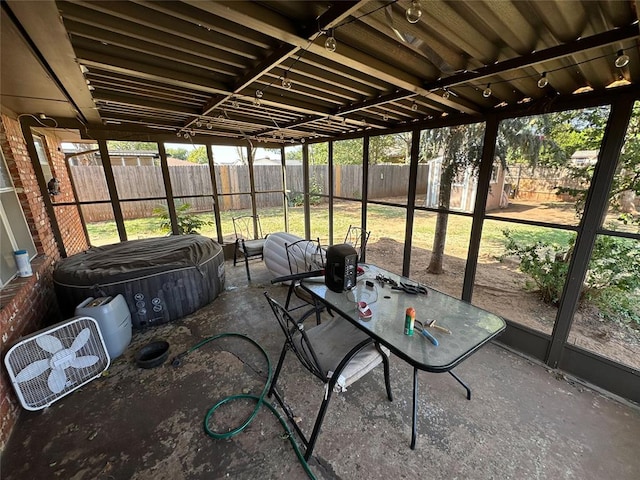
(411, 367), (418, 449)
(449, 370), (471, 400)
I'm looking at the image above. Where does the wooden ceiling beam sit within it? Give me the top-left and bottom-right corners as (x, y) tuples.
(194, 2), (364, 124)
(425, 22), (640, 91)
(4, 0), (101, 124)
(185, 1), (480, 116)
(92, 92), (202, 115)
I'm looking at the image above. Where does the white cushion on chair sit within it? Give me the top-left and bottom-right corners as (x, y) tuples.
(340, 344), (389, 388)
(297, 318), (388, 390)
(242, 238), (266, 256)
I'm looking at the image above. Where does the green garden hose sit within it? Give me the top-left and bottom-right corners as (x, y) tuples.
(172, 333), (316, 480)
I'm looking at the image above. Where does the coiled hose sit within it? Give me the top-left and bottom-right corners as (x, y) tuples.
(172, 332), (316, 479)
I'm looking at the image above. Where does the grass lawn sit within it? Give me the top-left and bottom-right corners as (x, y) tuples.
(86, 201), (574, 263)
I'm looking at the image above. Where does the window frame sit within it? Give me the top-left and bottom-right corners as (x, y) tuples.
(33, 135), (53, 182)
(0, 149), (37, 287)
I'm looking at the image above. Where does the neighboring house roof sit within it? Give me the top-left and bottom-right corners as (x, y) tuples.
(166, 157), (193, 166)
(570, 150), (599, 165)
(253, 156), (287, 166)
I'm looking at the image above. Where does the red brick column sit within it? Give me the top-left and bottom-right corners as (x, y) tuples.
(43, 134), (88, 255)
(0, 114), (68, 449)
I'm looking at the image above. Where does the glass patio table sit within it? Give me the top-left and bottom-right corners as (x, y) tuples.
(301, 263), (506, 449)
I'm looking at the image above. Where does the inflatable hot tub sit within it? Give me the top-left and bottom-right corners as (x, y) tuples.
(54, 235), (225, 329)
(264, 232), (325, 280)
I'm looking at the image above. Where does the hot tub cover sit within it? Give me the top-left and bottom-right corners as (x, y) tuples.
(54, 235), (224, 328)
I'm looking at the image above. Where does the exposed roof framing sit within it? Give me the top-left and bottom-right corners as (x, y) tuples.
(2, 0), (639, 145)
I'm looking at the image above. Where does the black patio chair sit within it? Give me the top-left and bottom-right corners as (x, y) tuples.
(232, 215), (267, 281)
(284, 238), (326, 324)
(264, 292), (392, 460)
(344, 225), (370, 261)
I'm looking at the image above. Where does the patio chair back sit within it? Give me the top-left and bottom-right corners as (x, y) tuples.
(284, 238), (326, 323)
(264, 292), (324, 380)
(232, 215), (266, 281)
(344, 225), (370, 261)
(233, 215), (263, 240)
(264, 292), (393, 460)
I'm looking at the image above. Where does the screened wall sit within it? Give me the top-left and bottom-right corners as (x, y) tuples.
(30, 95), (640, 404)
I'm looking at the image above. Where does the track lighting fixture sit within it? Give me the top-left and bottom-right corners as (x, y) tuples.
(615, 50), (630, 68)
(537, 72), (548, 88)
(411, 101), (418, 111)
(406, 0), (423, 24)
(325, 29), (337, 52)
(482, 84), (492, 98)
(442, 89), (450, 99)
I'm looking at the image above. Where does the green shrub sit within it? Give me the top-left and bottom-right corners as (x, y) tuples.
(502, 230), (570, 305)
(287, 176), (323, 207)
(586, 235), (640, 292)
(502, 230), (640, 327)
(153, 202), (212, 235)
(586, 287), (640, 327)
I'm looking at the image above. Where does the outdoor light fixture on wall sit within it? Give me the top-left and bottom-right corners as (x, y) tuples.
(47, 177), (61, 196)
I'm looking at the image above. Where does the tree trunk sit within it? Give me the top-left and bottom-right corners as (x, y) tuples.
(428, 210), (449, 273)
(428, 176), (452, 274)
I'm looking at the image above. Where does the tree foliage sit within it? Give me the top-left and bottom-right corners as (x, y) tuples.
(305, 135), (409, 165)
(553, 105), (640, 229)
(418, 112), (584, 274)
(187, 146), (208, 164)
(153, 202), (211, 234)
(166, 147), (189, 160)
(106, 141), (158, 151)
(420, 124), (484, 273)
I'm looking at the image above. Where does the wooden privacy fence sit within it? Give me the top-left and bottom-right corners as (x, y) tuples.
(70, 164), (426, 222)
(70, 163), (576, 222)
(504, 165), (584, 202)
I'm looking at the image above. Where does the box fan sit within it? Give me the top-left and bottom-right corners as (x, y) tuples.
(4, 316), (110, 411)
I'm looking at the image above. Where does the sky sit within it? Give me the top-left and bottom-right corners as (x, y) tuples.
(62, 142), (290, 164)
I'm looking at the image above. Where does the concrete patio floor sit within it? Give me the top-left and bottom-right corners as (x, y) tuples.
(2, 259), (639, 479)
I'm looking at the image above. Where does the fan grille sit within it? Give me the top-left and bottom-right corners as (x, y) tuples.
(4, 317), (110, 410)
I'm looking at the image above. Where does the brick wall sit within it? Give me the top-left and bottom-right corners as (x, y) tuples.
(42, 132), (88, 256)
(0, 114), (82, 450)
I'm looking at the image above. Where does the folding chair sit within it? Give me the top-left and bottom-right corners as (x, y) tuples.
(344, 225), (370, 261)
(232, 215), (267, 281)
(284, 238), (326, 324)
(264, 292), (392, 460)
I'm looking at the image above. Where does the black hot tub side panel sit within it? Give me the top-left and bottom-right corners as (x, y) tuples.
(53, 235), (225, 329)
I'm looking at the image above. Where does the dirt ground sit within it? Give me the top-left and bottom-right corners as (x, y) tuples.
(365, 236), (640, 372)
